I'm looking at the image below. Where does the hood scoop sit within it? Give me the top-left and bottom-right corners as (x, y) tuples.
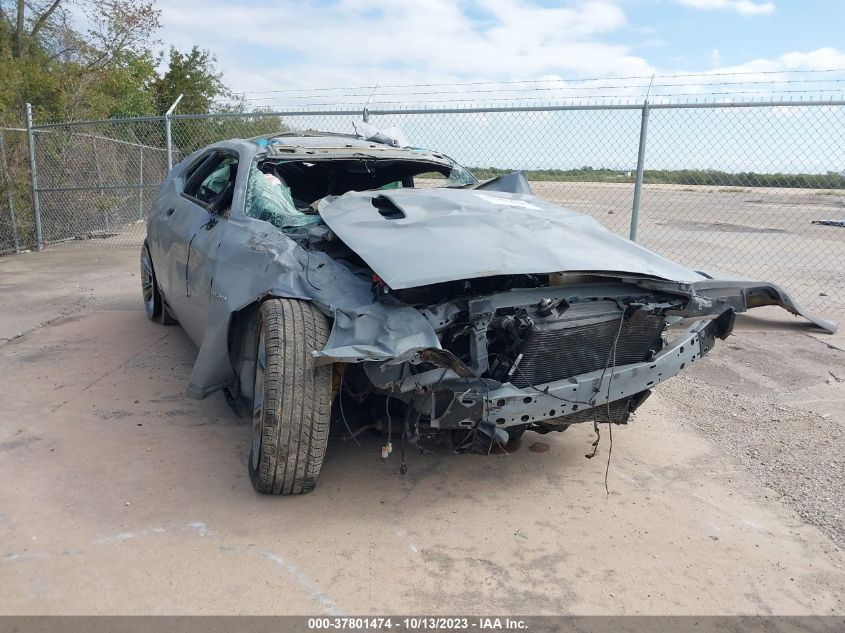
(372, 195), (406, 220)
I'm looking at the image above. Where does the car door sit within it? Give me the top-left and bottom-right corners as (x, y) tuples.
(159, 150), (239, 346)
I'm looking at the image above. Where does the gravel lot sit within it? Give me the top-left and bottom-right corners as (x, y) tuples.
(662, 328), (845, 549)
(0, 245), (843, 615)
(531, 181), (845, 312)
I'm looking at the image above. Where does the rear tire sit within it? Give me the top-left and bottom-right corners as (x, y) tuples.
(141, 243), (179, 325)
(248, 299), (332, 494)
(140, 243), (162, 321)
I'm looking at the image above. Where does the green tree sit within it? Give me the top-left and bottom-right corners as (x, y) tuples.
(97, 50), (159, 118)
(152, 46), (228, 115)
(153, 46), (284, 154)
(0, 0), (160, 119)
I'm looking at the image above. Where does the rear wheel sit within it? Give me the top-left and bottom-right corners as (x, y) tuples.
(248, 298), (332, 494)
(140, 243), (178, 325)
(140, 243), (162, 320)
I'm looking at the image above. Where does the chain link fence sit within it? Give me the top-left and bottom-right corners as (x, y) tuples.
(29, 117), (169, 247)
(369, 103), (845, 313)
(0, 112), (33, 254)
(1, 101), (843, 312)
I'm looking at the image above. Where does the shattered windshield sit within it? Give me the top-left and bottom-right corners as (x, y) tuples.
(243, 152), (479, 231)
(444, 161), (476, 187)
(244, 164), (323, 230)
(401, 158), (477, 189)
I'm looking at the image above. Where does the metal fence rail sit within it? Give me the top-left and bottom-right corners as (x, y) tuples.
(1, 99), (842, 312)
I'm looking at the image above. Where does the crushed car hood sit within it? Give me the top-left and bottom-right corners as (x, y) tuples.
(319, 188), (706, 289)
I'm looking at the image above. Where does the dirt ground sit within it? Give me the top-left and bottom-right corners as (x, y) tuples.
(1, 246), (844, 615)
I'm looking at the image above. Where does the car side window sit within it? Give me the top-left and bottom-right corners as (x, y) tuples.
(183, 153), (239, 213)
(183, 153), (214, 183)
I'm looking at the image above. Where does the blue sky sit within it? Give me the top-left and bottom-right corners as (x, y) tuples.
(148, 0), (845, 106)
(619, 0), (843, 68)
(142, 0), (845, 175)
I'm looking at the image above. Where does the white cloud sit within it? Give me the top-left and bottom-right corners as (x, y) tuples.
(645, 47), (845, 102)
(701, 47), (845, 76)
(676, 0), (775, 15)
(126, 0), (844, 111)
(155, 0), (655, 98)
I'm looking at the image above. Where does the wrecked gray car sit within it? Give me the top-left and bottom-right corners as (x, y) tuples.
(141, 131), (837, 495)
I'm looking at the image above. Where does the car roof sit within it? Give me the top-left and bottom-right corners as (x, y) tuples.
(269, 134), (385, 148)
(245, 131), (454, 164)
(248, 131), (391, 149)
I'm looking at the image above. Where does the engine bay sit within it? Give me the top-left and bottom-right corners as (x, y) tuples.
(326, 270), (694, 454)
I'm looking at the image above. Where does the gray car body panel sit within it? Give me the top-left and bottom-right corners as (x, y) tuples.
(319, 188), (705, 289)
(144, 137), (837, 401)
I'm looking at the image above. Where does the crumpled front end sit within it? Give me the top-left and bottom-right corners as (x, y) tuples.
(183, 176), (836, 431)
(336, 276), (745, 452)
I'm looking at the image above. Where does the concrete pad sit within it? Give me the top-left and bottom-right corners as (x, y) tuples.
(0, 247), (843, 615)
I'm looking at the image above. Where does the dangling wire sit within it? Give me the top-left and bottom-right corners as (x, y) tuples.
(585, 419), (601, 459)
(185, 214), (218, 298)
(381, 394), (393, 462)
(385, 395), (392, 445)
(603, 312), (626, 495)
(400, 408), (410, 475)
(337, 365), (363, 450)
(585, 309), (626, 492)
(303, 248), (321, 291)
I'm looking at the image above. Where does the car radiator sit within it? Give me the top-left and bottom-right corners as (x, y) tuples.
(509, 302), (665, 389)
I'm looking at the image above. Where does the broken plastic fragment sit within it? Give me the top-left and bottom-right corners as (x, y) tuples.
(352, 120), (409, 148)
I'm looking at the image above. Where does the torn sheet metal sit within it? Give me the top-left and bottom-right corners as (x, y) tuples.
(474, 170), (534, 195)
(630, 273), (838, 334)
(180, 215), (440, 398)
(689, 277), (838, 334)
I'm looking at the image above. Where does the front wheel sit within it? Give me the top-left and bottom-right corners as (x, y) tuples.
(248, 299), (332, 494)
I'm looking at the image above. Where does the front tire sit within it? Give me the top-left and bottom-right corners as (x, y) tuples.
(248, 299), (332, 494)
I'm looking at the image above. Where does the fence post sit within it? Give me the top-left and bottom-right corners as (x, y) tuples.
(629, 101), (650, 242)
(0, 129), (20, 252)
(165, 115), (172, 172)
(362, 85), (378, 123)
(25, 103), (44, 250)
(165, 94), (183, 172)
(92, 137), (109, 232)
(139, 145), (144, 221)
